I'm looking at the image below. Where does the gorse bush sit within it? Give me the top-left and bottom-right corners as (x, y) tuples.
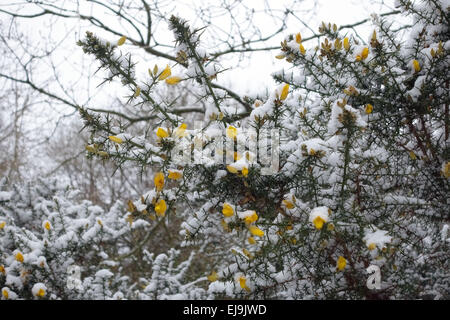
(1, 0), (449, 299)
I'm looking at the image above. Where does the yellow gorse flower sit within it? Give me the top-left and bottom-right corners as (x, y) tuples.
(158, 65), (171, 80)
(85, 145), (97, 153)
(282, 200), (295, 209)
(174, 123), (187, 138)
(226, 165), (238, 174)
(280, 84), (289, 101)
(413, 59), (421, 72)
(156, 127), (169, 138)
(368, 243), (376, 250)
(127, 200), (136, 213)
(117, 35), (126, 46)
(365, 104), (373, 114)
(312, 216), (325, 230)
(299, 43), (306, 55)
(15, 252), (24, 263)
(155, 199), (167, 217)
(242, 248), (253, 259)
(295, 32), (302, 44)
(248, 225), (264, 237)
(356, 47), (369, 61)
(168, 170), (183, 180)
(248, 237), (256, 245)
(355, 47), (369, 61)
(109, 136), (123, 144)
(207, 271), (219, 282)
(242, 167), (249, 177)
(0, 221), (5, 229)
(226, 126), (238, 139)
(239, 276), (251, 292)
(336, 256), (347, 271)
(334, 38), (342, 50)
(154, 172), (164, 191)
(222, 203), (234, 217)
(36, 288), (46, 298)
(343, 37), (350, 51)
(165, 76), (182, 85)
(2, 288), (8, 299)
(244, 211), (258, 224)
(44, 221), (51, 231)
(371, 30), (377, 42)
(361, 47), (369, 59)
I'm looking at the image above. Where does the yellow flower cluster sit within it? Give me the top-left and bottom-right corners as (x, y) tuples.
(155, 199), (167, 217)
(109, 135), (123, 144)
(313, 216), (326, 229)
(226, 164), (249, 177)
(295, 32), (306, 55)
(85, 144), (108, 158)
(158, 65), (171, 80)
(156, 123), (188, 139)
(36, 288), (46, 298)
(156, 64), (182, 85)
(207, 271), (219, 282)
(355, 47), (369, 61)
(226, 126), (237, 139)
(153, 172), (167, 217)
(168, 169), (183, 180)
(248, 225), (264, 237)
(336, 256), (347, 271)
(344, 37), (350, 51)
(238, 275), (251, 292)
(154, 172), (164, 191)
(221, 203), (234, 217)
(282, 199), (295, 209)
(310, 207), (332, 230)
(2, 288), (9, 299)
(280, 84), (289, 101)
(156, 127), (169, 138)
(244, 211), (258, 225)
(117, 35), (126, 46)
(412, 59), (421, 72)
(44, 221), (51, 231)
(221, 204), (264, 237)
(15, 252), (24, 263)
